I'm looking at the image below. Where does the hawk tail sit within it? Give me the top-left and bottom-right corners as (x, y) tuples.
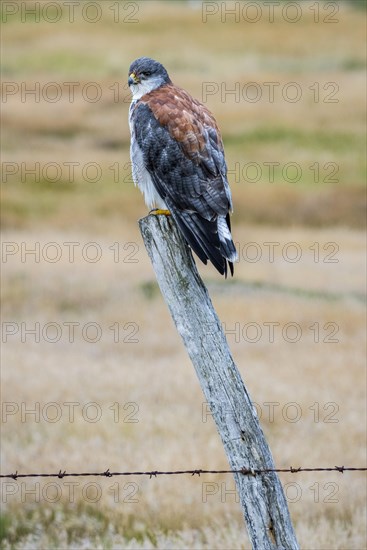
(218, 214), (238, 271)
(169, 206), (237, 277)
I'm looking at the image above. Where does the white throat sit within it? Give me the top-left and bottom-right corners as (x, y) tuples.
(129, 77), (165, 100)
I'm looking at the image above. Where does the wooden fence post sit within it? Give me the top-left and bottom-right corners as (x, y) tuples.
(139, 213), (299, 550)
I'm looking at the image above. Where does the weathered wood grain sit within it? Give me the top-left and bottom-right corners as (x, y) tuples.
(139, 213), (299, 550)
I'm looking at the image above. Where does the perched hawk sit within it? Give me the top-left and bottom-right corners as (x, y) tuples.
(128, 57), (238, 276)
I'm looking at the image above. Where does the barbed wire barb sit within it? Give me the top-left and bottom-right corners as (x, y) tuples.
(1, 466), (366, 480)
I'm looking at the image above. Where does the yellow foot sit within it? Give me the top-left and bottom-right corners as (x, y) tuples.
(150, 209), (171, 216)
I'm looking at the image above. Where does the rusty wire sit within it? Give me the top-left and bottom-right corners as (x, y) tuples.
(1, 466), (366, 480)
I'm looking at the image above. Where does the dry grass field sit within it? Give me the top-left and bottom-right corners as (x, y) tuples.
(1, 1), (366, 548)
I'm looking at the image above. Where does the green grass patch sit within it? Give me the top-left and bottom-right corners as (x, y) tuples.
(208, 279), (366, 303)
(224, 127), (364, 153)
(2, 50), (107, 77)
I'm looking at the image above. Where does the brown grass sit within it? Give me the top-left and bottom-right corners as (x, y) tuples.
(1, 1), (366, 548)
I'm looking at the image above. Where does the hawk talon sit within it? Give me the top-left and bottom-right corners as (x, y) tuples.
(150, 208), (171, 216)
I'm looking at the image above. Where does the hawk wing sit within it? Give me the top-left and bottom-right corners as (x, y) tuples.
(131, 83), (236, 276)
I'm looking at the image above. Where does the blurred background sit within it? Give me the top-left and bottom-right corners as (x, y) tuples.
(1, 1), (366, 548)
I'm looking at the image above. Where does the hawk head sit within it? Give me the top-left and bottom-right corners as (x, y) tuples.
(128, 57), (171, 100)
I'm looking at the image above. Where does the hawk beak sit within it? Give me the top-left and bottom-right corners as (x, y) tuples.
(128, 72), (139, 86)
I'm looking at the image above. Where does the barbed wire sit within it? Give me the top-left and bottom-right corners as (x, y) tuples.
(1, 466), (366, 480)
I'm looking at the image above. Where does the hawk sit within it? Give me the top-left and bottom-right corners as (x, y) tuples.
(128, 57), (238, 276)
